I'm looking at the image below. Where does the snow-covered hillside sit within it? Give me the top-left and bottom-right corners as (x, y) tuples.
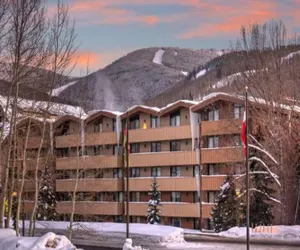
(56, 47), (224, 111)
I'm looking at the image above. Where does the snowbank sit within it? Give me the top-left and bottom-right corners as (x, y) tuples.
(0, 230), (80, 250)
(153, 49), (165, 65)
(22, 221), (185, 249)
(219, 225), (300, 241)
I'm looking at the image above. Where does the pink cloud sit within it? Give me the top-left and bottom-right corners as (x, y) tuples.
(70, 1), (160, 26)
(178, 1), (278, 39)
(70, 49), (132, 76)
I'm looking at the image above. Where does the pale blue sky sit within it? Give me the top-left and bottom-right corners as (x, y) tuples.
(48, 0), (300, 76)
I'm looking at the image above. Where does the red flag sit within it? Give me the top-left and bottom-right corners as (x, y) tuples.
(241, 111), (247, 157)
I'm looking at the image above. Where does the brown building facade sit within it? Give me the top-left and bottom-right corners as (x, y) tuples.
(3, 93), (248, 229)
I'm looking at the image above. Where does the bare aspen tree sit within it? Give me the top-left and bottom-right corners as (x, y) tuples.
(28, 1), (77, 236)
(230, 20), (300, 224)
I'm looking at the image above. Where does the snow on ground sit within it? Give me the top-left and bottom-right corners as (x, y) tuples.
(22, 221), (185, 249)
(0, 229), (79, 250)
(281, 50), (300, 61)
(153, 49), (165, 65)
(196, 69), (207, 79)
(219, 226), (300, 240)
(181, 71), (188, 76)
(51, 81), (77, 97)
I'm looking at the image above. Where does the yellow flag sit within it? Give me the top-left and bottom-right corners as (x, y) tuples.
(4, 199), (8, 213)
(143, 122), (147, 129)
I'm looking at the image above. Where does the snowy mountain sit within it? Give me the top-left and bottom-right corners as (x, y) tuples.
(55, 47), (225, 111)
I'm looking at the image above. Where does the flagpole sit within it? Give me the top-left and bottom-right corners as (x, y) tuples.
(126, 110), (130, 239)
(245, 86), (250, 250)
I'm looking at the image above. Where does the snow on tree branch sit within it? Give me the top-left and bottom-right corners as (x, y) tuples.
(249, 156), (281, 187)
(249, 143), (278, 165)
(237, 188), (281, 204)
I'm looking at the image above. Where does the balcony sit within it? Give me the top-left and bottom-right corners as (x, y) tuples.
(56, 179), (122, 192)
(56, 155), (121, 170)
(55, 134), (81, 148)
(57, 201), (122, 215)
(202, 147), (243, 164)
(128, 125), (191, 143)
(201, 119), (242, 136)
(56, 176), (224, 192)
(129, 202), (213, 218)
(18, 180), (35, 192)
(26, 136), (49, 149)
(129, 151), (197, 167)
(14, 157), (49, 171)
(85, 132), (118, 146)
(56, 201), (214, 218)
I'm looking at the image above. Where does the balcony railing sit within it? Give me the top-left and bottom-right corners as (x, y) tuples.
(128, 125), (191, 143)
(85, 132), (118, 146)
(56, 201), (214, 218)
(201, 147), (244, 164)
(129, 151), (197, 167)
(56, 176), (224, 192)
(57, 201), (122, 215)
(201, 119), (242, 136)
(56, 155), (121, 170)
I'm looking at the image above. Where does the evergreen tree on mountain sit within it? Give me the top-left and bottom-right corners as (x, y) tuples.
(37, 165), (57, 221)
(211, 175), (242, 232)
(147, 177), (161, 224)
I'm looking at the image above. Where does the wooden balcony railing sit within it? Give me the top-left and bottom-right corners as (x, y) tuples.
(56, 155), (121, 170)
(201, 119), (242, 136)
(129, 125), (191, 143)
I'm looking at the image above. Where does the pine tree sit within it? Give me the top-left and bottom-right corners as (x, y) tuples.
(37, 165), (57, 221)
(211, 175), (242, 232)
(147, 177), (161, 224)
(248, 156), (275, 227)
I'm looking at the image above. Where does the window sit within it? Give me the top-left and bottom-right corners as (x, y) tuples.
(208, 136), (219, 148)
(130, 115), (140, 130)
(114, 192), (123, 202)
(130, 168), (140, 177)
(170, 166), (181, 177)
(170, 141), (181, 151)
(233, 135), (242, 146)
(151, 167), (161, 177)
(171, 192), (181, 202)
(234, 104), (243, 119)
(170, 111), (180, 126)
(94, 118), (103, 133)
(130, 192), (140, 202)
(207, 164), (219, 175)
(150, 115), (160, 128)
(112, 118), (116, 132)
(114, 215), (123, 222)
(130, 143), (140, 153)
(208, 108), (219, 121)
(57, 148), (69, 158)
(113, 145), (119, 155)
(208, 191), (218, 203)
(60, 121), (70, 136)
(93, 145), (101, 155)
(171, 218), (181, 227)
(193, 166), (200, 177)
(95, 170), (104, 178)
(113, 168), (122, 179)
(151, 142), (161, 152)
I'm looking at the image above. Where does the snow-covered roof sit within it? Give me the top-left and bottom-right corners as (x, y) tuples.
(160, 99), (199, 115)
(0, 95), (86, 119)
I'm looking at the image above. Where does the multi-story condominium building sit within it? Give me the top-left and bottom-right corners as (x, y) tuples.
(0, 93), (260, 229)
